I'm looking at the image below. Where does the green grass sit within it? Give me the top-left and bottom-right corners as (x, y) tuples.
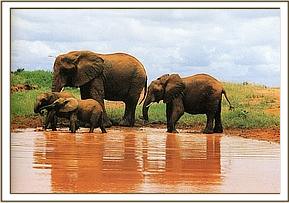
(11, 87), (81, 118)
(11, 71), (280, 129)
(11, 70), (53, 88)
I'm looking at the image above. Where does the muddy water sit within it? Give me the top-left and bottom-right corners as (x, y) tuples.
(11, 128), (280, 193)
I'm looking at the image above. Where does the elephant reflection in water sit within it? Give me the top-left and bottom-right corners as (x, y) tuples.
(33, 131), (221, 193)
(33, 131), (142, 193)
(140, 134), (221, 192)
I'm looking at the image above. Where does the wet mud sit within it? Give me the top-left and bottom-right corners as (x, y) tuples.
(11, 127), (280, 193)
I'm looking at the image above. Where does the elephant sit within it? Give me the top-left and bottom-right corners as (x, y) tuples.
(34, 91), (75, 130)
(142, 73), (233, 134)
(51, 50), (147, 127)
(40, 98), (107, 133)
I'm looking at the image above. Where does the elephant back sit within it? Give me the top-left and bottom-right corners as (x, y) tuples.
(77, 99), (101, 112)
(182, 74), (224, 112)
(58, 98), (79, 113)
(187, 74), (224, 92)
(100, 53), (147, 100)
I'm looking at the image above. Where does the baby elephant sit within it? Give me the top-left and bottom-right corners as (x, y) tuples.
(40, 98), (106, 133)
(34, 91), (75, 130)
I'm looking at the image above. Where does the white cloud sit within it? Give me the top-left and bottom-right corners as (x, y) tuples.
(11, 9), (280, 86)
(12, 40), (57, 69)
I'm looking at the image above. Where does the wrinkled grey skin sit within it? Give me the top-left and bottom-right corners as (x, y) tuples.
(34, 91), (75, 130)
(40, 98), (107, 133)
(51, 50), (147, 127)
(143, 74), (233, 134)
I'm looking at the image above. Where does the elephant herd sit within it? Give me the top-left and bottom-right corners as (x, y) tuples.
(34, 50), (233, 134)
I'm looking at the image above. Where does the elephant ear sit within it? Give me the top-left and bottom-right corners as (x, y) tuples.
(59, 98), (79, 113)
(163, 74), (185, 103)
(157, 74), (170, 86)
(73, 52), (105, 87)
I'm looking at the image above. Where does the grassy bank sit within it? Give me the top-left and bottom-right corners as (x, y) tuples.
(11, 71), (280, 129)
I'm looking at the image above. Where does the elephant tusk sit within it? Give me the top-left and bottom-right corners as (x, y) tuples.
(146, 103), (153, 108)
(60, 87), (64, 92)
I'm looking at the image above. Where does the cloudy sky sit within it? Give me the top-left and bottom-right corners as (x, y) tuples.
(11, 9), (280, 86)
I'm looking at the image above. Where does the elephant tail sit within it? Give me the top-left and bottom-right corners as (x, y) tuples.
(222, 89), (234, 110)
(139, 76), (148, 105)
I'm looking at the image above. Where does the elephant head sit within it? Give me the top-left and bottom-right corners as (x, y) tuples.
(52, 51), (105, 92)
(40, 98), (78, 113)
(34, 92), (57, 114)
(142, 74), (185, 121)
(34, 92), (74, 114)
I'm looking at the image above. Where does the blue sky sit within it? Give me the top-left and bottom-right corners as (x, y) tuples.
(11, 9), (280, 86)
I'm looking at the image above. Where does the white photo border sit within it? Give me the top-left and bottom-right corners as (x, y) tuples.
(2, 1), (288, 202)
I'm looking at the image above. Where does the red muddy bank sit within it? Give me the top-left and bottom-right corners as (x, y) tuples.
(11, 115), (280, 143)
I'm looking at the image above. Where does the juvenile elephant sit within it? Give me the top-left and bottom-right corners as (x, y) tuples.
(40, 98), (106, 133)
(34, 91), (75, 130)
(142, 74), (233, 134)
(51, 51), (147, 127)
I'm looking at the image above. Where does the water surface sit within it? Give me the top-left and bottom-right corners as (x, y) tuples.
(11, 127), (280, 193)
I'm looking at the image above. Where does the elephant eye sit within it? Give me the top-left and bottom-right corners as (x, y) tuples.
(41, 98), (46, 102)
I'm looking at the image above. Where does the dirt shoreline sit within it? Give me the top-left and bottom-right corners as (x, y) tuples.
(11, 115), (280, 143)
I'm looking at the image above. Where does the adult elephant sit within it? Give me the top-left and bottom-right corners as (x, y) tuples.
(52, 50), (147, 127)
(142, 74), (233, 134)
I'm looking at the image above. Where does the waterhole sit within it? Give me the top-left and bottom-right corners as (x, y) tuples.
(11, 127), (280, 193)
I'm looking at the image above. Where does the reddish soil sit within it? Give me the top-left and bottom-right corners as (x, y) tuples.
(226, 128), (280, 143)
(11, 116), (280, 143)
(11, 84), (38, 93)
(11, 115), (43, 129)
(257, 88), (280, 116)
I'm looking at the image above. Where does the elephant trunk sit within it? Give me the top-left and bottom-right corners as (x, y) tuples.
(142, 95), (154, 121)
(39, 103), (56, 112)
(52, 74), (63, 92)
(34, 102), (41, 113)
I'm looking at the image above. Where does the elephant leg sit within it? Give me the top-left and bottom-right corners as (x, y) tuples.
(43, 113), (50, 130)
(167, 98), (184, 133)
(214, 101), (223, 133)
(119, 81), (144, 127)
(81, 81), (112, 128)
(69, 113), (77, 133)
(89, 124), (95, 133)
(203, 112), (214, 134)
(166, 103), (173, 131)
(80, 84), (91, 99)
(99, 112), (107, 133)
(89, 111), (101, 133)
(45, 110), (57, 131)
(120, 98), (138, 127)
(95, 99), (112, 128)
(51, 114), (57, 131)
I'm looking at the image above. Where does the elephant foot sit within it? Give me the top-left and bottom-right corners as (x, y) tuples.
(213, 127), (223, 133)
(101, 128), (107, 133)
(119, 119), (134, 127)
(143, 120), (149, 125)
(103, 120), (112, 128)
(203, 128), (214, 134)
(167, 129), (179, 133)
